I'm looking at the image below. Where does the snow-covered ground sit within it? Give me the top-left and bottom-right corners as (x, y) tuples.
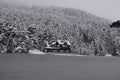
(29, 49), (46, 55)
(105, 54), (112, 57)
(29, 49), (113, 57)
(52, 53), (86, 56)
(29, 50), (86, 56)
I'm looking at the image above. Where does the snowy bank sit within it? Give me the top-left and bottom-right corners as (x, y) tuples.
(29, 49), (46, 55)
(105, 54), (112, 57)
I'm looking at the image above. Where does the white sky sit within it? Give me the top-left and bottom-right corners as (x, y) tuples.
(1, 0), (120, 21)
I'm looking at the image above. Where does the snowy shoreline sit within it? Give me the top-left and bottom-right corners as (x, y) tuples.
(28, 49), (113, 57)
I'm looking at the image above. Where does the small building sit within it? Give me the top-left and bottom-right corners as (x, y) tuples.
(43, 40), (71, 52)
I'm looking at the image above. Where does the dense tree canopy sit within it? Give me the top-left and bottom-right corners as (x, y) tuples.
(1, 2), (120, 56)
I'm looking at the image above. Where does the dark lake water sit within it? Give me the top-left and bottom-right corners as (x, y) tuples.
(0, 54), (120, 80)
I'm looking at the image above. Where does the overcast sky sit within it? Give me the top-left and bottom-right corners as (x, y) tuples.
(1, 0), (120, 21)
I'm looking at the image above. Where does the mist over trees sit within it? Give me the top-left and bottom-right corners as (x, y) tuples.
(0, 2), (120, 56)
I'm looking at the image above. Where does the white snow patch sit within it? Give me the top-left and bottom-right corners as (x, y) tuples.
(53, 54), (86, 57)
(29, 49), (46, 55)
(105, 54), (112, 57)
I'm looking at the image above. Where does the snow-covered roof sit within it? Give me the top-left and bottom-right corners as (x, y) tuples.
(51, 42), (57, 45)
(65, 40), (71, 45)
(57, 40), (64, 44)
(50, 40), (71, 45)
(57, 40), (71, 45)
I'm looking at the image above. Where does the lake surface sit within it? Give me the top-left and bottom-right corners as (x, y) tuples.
(0, 54), (120, 80)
